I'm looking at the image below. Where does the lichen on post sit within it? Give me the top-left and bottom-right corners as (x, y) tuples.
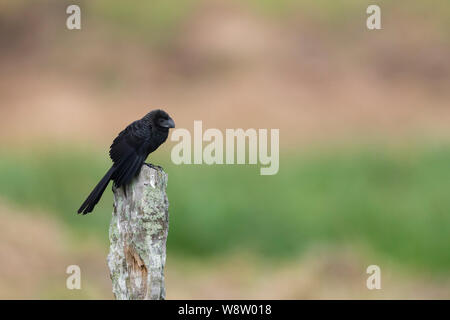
(107, 164), (169, 300)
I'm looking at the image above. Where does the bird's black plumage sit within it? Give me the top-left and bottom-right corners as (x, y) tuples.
(78, 109), (175, 215)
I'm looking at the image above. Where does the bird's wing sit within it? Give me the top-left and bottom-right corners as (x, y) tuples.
(113, 151), (146, 187)
(109, 120), (148, 165)
(109, 120), (151, 187)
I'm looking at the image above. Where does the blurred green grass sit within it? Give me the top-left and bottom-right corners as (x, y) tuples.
(0, 144), (449, 273)
(87, 0), (199, 46)
(84, 0), (450, 44)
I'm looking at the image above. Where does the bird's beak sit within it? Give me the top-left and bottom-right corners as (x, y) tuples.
(164, 118), (175, 128)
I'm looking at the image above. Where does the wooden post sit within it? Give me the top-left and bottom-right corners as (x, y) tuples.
(107, 164), (169, 300)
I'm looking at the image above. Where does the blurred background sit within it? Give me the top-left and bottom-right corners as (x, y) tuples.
(0, 0), (449, 299)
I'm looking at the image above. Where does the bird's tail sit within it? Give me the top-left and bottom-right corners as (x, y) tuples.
(78, 166), (115, 215)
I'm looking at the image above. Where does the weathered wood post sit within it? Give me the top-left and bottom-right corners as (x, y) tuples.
(107, 164), (169, 300)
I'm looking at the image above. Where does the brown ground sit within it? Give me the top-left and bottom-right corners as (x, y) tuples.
(1, 201), (448, 299)
(0, 1), (449, 148)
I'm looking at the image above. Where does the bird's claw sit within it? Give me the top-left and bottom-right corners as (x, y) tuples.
(145, 163), (164, 171)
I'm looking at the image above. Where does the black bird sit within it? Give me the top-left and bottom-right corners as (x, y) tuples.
(78, 109), (175, 215)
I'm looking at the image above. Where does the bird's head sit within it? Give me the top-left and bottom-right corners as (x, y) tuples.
(150, 109), (175, 130)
